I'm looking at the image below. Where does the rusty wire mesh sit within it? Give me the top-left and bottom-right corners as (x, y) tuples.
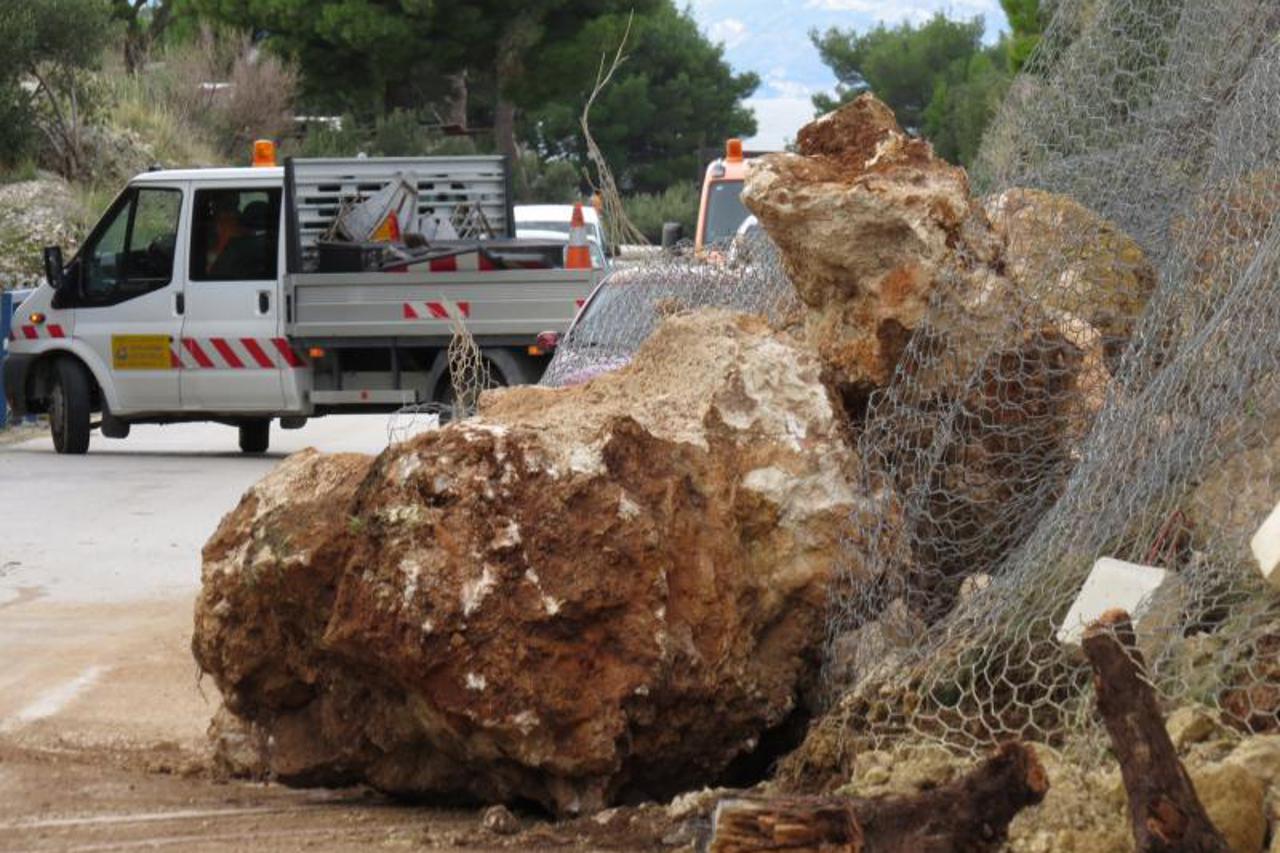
(820, 0), (1280, 763)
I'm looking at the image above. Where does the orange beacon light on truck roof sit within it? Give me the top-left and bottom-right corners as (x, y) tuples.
(695, 138), (751, 252)
(252, 139), (277, 168)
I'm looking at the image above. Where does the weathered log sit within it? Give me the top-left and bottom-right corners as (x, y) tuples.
(709, 796), (864, 852)
(709, 741), (1047, 852)
(1082, 608), (1229, 853)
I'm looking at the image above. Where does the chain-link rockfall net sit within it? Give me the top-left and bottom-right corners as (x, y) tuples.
(816, 0), (1280, 765)
(540, 228), (801, 388)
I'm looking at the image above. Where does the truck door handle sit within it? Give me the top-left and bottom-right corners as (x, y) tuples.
(257, 291), (270, 314)
(175, 292), (184, 315)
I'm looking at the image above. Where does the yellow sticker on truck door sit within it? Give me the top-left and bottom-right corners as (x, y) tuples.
(111, 335), (173, 370)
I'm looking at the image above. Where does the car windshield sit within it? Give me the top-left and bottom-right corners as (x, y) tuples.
(519, 221), (571, 235)
(703, 180), (748, 245)
(570, 279), (663, 349)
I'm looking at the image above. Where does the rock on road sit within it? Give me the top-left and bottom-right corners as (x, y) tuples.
(0, 417), (495, 851)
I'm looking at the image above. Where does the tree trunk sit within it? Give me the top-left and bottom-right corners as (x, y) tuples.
(709, 741), (1048, 853)
(1082, 609), (1229, 853)
(124, 25), (145, 74)
(494, 16), (539, 196)
(443, 70), (468, 132)
(493, 96), (518, 164)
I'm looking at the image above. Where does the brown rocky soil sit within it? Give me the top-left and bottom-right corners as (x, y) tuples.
(194, 310), (861, 816)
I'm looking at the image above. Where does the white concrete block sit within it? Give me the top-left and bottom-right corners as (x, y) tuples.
(1250, 500), (1280, 589)
(1056, 557), (1174, 647)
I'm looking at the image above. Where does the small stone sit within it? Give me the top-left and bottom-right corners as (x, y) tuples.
(481, 804), (520, 836)
(1189, 762), (1266, 853)
(661, 823), (695, 847)
(1250, 500), (1280, 589)
(666, 787), (731, 821)
(1166, 705), (1223, 751)
(1225, 735), (1280, 791)
(959, 573), (991, 600)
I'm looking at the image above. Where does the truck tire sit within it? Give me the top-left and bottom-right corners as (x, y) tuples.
(480, 348), (540, 387)
(239, 419), (270, 454)
(50, 358), (92, 455)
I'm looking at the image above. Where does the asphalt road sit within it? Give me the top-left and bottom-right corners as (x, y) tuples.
(0, 416), (394, 606)
(0, 415), (395, 755)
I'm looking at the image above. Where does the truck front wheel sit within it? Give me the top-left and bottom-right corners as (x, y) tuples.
(50, 358), (92, 455)
(239, 419), (270, 454)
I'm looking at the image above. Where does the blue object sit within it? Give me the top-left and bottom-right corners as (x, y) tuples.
(0, 290), (11, 429)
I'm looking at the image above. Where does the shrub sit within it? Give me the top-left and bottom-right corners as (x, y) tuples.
(215, 39), (299, 159)
(108, 26), (298, 165)
(516, 153), (582, 204)
(622, 182), (698, 243)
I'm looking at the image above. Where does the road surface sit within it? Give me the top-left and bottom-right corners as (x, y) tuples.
(0, 417), (506, 851)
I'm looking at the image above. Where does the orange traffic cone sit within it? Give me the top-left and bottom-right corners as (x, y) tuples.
(565, 203), (592, 270)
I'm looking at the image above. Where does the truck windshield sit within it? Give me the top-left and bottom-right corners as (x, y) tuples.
(703, 180), (748, 245)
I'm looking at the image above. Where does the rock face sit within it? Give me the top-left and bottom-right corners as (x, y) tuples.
(194, 310), (861, 815)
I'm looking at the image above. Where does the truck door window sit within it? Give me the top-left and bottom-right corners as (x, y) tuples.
(190, 188), (281, 281)
(83, 187), (182, 305)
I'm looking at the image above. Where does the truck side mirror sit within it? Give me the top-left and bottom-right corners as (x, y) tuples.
(660, 222), (683, 250)
(43, 246), (65, 290)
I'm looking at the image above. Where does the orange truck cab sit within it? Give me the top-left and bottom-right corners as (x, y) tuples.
(694, 138), (753, 252)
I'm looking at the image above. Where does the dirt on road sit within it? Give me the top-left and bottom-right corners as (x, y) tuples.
(0, 596), (688, 851)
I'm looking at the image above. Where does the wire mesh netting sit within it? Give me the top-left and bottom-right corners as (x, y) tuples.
(816, 0), (1280, 763)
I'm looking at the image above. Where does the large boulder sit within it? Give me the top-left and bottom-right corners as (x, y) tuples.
(984, 187), (1157, 371)
(742, 93), (1004, 410)
(194, 310), (861, 815)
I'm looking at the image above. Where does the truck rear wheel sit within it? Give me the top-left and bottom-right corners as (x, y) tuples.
(50, 358), (92, 455)
(239, 419), (270, 454)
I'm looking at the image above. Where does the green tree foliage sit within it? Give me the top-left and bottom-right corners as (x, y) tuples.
(811, 14), (1010, 166)
(0, 0), (114, 176)
(192, 0), (754, 195)
(187, 0), (443, 112)
(519, 3), (758, 194)
(923, 42), (1011, 166)
(1000, 0), (1043, 71)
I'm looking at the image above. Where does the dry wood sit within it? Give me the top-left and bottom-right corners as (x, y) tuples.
(579, 14), (649, 249)
(709, 740), (1047, 853)
(1082, 608), (1229, 853)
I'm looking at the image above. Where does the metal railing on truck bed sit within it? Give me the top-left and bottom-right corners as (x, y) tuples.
(280, 155), (598, 344)
(283, 155), (514, 272)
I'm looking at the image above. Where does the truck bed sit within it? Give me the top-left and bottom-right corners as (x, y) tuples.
(284, 268), (595, 342)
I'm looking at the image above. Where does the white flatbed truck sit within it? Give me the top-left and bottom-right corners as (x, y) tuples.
(3, 152), (599, 454)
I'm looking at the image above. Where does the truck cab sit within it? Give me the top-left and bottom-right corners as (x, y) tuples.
(4, 147), (598, 454)
(694, 138), (753, 252)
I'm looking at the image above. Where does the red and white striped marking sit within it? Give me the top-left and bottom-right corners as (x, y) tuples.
(9, 323), (66, 341)
(403, 301), (470, 320)
(171, 337), (305, 370)
(423, 251), (497, 273)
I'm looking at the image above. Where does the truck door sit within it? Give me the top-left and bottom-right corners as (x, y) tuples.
(179, 186), (291, 412)
(71, 185), (185, 414)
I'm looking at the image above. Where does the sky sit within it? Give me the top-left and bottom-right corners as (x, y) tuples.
(686, 0), (1011, 149)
